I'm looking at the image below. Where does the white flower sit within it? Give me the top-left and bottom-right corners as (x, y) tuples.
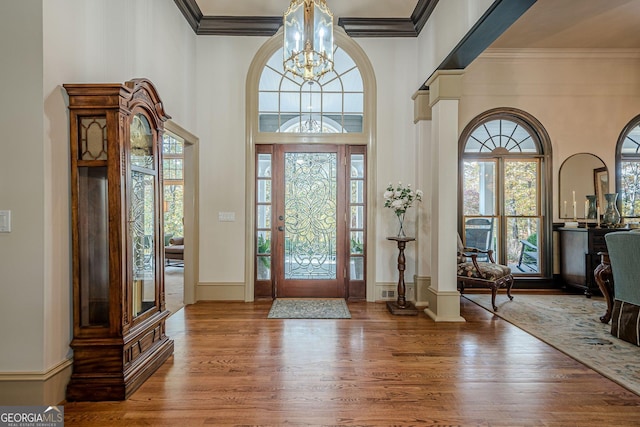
(383, 181), (423, 215)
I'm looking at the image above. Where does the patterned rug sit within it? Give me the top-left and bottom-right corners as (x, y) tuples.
(464, 293), (640, 396)
(267, 298), (351, 319)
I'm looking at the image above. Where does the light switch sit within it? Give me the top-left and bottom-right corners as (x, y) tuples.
(0, 210), (11, 232)
(218, 212), (235, 222)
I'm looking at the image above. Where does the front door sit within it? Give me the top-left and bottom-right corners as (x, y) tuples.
(255, 144), (366, 299)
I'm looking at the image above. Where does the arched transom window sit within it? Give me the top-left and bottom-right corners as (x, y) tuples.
(258, 46), (363, 133)
(465, 119), (539, 153)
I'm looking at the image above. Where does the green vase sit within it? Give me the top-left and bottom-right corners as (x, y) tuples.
(602, 193), (620, 226)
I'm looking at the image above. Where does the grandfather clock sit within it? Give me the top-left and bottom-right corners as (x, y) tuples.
(64, 79), (174, 401)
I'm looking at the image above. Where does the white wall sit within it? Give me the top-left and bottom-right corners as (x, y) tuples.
(0, 0), (46, 372)
(417, 0), (494, 87)
(0, 0), (197, 382)
(461, 49), (640, 222)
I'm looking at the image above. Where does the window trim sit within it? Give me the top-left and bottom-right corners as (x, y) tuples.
(458, 108), (553, 279)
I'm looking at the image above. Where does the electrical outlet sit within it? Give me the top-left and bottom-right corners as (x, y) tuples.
(0, 210), (11, 232)
(218, 212), (235, 222)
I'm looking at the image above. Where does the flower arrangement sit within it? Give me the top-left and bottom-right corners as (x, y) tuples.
(383, 182), (423, 215)
(383, 182), (423, 237)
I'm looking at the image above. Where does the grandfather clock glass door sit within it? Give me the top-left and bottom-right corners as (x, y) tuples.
(129, 113), (159, 317)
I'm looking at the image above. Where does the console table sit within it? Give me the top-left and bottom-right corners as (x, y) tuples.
(558, 227), (628, 296)
(386, 237), (418, 315)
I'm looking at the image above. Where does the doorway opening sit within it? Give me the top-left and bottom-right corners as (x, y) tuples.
(255, 144), (366, 299)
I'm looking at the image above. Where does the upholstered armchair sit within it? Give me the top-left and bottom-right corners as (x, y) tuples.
(605, 231), (640, 346)
(457, 233), (514, 311)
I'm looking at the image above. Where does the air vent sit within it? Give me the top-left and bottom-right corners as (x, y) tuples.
(382, 290), (395, 298)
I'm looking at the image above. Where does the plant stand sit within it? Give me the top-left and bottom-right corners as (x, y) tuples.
(386, 237), (418, 315)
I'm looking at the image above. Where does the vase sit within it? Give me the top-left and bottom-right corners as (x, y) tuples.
(396, 212), (406, 238)
(602, 193), (621, 226)
(586, 195), (597, 219)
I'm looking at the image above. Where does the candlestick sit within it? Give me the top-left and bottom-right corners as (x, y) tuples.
(573, 201), (577, 220)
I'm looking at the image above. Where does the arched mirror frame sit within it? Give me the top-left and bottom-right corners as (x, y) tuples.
(558, 153), (607, 220)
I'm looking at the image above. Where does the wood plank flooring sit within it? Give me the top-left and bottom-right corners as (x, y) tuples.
(63, 298), (640, 426)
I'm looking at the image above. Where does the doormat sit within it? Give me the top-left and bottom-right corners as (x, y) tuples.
(267, 298), (351, 319)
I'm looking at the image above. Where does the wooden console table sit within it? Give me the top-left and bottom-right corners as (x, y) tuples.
(594, 252), (614, 323)
(386, 237), (418, 316)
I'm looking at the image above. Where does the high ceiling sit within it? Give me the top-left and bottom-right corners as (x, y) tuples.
(183, 0), (640, 49)
(491, 0), (640, 49)
(195, 0), (419, 19)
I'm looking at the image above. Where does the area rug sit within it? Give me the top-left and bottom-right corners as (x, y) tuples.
(464, 293), (640, 396)
(267, 298), (351, 319)
(165, 266), (184, 316)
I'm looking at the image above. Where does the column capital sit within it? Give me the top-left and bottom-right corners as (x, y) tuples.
(425, 70), (465, 107)
(411, 90), (431, 123)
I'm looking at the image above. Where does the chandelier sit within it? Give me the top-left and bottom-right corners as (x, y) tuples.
(283, 0), (334, 81)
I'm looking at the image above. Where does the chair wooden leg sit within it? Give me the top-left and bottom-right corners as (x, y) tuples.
(491, 285), (498, 311)
(506, 275), (514, 301)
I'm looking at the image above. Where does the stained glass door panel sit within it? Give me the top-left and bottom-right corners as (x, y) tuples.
(275, 145), (346, 298)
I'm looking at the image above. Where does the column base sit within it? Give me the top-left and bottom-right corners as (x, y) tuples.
(423, 287), (466, 322)
(386, 300), (419, 315)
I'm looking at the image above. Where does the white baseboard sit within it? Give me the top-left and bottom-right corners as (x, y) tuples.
(0, 359), (72, 405)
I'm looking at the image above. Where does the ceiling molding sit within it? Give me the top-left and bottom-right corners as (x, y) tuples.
(411, 0), (439, 35)
(174, 0), (439, 37)
(173, 0), (201, 33)
(198, 16), (282, 36)
(337, 18), (417, 38)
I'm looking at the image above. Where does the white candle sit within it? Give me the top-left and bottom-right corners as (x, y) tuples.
(564, 201), (567, 217)
(597, 206), (601, 226)
(572, 190), (576, 206)
(573, 201), (577, 220)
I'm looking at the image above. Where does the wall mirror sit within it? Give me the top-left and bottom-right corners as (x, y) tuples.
(559, 153), (608, 219)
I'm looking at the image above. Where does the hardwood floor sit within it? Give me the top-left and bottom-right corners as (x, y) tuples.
(63, 298), (640, 426)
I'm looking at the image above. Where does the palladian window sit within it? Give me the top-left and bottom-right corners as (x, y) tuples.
(258, 46), (363, 133)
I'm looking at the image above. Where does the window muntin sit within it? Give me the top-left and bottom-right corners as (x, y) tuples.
(618, 120), (640, 218)
(466, 119), (538, 153)
(462, 116), (544, 275)
(258, 46), (363, 133)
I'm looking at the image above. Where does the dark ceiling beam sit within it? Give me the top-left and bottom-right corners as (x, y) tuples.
(438, 0), (536, 70)
(174, 0), (440, 38)
(421, 0), (536, 90)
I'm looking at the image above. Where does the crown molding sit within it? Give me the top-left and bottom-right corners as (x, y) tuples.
(198, 16), (282, 36)
(174, 0), (439, 37)
(480, 48), (640, 60)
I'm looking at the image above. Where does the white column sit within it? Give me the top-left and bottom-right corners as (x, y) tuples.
(412, 90), (432, 307)
(424, 71), (465, 322)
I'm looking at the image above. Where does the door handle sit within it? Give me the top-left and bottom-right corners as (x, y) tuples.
(278, 226), (284, 231)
